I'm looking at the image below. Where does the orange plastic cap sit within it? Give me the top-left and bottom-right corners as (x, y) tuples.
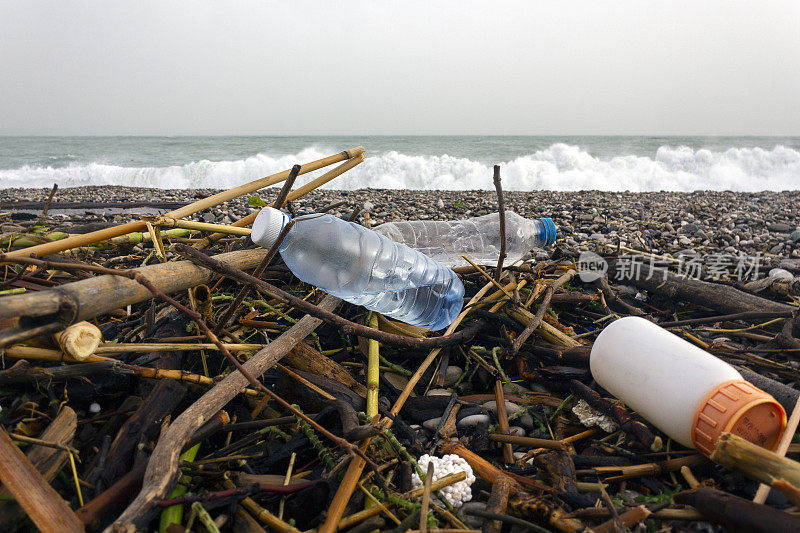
(691, 379), (786, 456)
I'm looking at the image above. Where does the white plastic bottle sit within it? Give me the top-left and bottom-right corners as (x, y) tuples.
(373, 211), (557, 268)
(250, 207), (464, 331)
(590, 316), (786, 455)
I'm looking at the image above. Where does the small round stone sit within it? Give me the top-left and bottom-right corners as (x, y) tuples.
(457, 414), (491, 428)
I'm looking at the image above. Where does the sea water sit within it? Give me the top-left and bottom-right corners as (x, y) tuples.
(1, 135), (799, 191)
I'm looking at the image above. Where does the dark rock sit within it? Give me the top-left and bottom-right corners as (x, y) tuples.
(768, 223), (794, 232)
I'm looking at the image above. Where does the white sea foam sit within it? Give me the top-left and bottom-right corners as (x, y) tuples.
(1, 144), (798, 191)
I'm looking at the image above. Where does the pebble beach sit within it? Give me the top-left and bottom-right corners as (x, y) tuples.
(3, 186), (800, 266)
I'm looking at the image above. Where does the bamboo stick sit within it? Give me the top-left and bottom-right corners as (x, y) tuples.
(507, 306), (580, 348)
(419, 462), (434, 533)
(488, 280), (527, 313)
(150, 217), (253, 236)
(0, 247), (269, 325)
(275, 363), (335, 401)
(376, 313), (429, 339)
(366, 312), (380, 418)
(3, 345), (112, 363)
(94, 343), (267, 353)
(196, 154), (365, 247)
(2, 147), (363, 260)
(594, 454), (706, 481)
(460, 256), (513, 298)
(285, 154), (364, 202)
(484, 476), (513, 533)
(489, 433), (567, 451)
(1, 228), (194, 250)
(0, 353), (264, 396)
(318, 441), (371, 533)
(108, 228), (192, 246)
(681, 465), (701, 489)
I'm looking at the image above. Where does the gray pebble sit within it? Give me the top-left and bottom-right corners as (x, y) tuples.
(768, 222), (793, 232)
(457, 414), (491, 428)
(441, 366), (463, 387)
(423, 417), (442, 431)
(516, 413), (535, 430)
(481, 400), (523, 416)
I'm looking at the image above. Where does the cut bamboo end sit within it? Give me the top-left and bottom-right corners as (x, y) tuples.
(53, 321), (102, 361)
(344, 146), (365, 159)
(711, 431), (800, 490)
(192, 284), (214, 324)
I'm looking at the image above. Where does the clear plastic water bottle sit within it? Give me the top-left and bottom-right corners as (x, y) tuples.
(373, 211), (557, 268)
(250, 207), (464, 330)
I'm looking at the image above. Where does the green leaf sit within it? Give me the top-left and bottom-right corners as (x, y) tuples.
(159, 443), (201, 533)
(248, 195), (266, 207)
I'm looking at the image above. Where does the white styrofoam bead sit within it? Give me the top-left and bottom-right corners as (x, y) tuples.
(410, 453), (475, 507)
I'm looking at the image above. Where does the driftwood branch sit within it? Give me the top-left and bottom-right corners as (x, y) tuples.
(492, 165), (506, 282)
(674, 487), (800, 532)
(0, 407), (77, 530)
(513, 269), (576, 352)
(608, 258), (794, 314)
(0, 426), (84, 532)
(111, 295), (340, 530)
(568, 380), (663, 451)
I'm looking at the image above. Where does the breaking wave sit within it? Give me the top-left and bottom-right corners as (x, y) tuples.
(1, 144), (799, 192)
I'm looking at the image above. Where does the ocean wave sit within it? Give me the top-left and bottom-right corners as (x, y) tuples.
(1, 144), (798, 192)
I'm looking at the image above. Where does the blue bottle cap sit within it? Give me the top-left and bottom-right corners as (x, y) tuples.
(538, 217), (557, 246)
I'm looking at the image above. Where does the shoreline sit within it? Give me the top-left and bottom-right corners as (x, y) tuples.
(2, 186), (800, 263)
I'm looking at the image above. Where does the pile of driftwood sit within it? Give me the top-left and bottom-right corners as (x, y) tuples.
(1, 148), (800, 533)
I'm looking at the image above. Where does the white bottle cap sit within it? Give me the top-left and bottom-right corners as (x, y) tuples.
(250, 206), (291, 249)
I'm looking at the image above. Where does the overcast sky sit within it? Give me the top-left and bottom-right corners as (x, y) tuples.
(1, 1), (799, 136)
